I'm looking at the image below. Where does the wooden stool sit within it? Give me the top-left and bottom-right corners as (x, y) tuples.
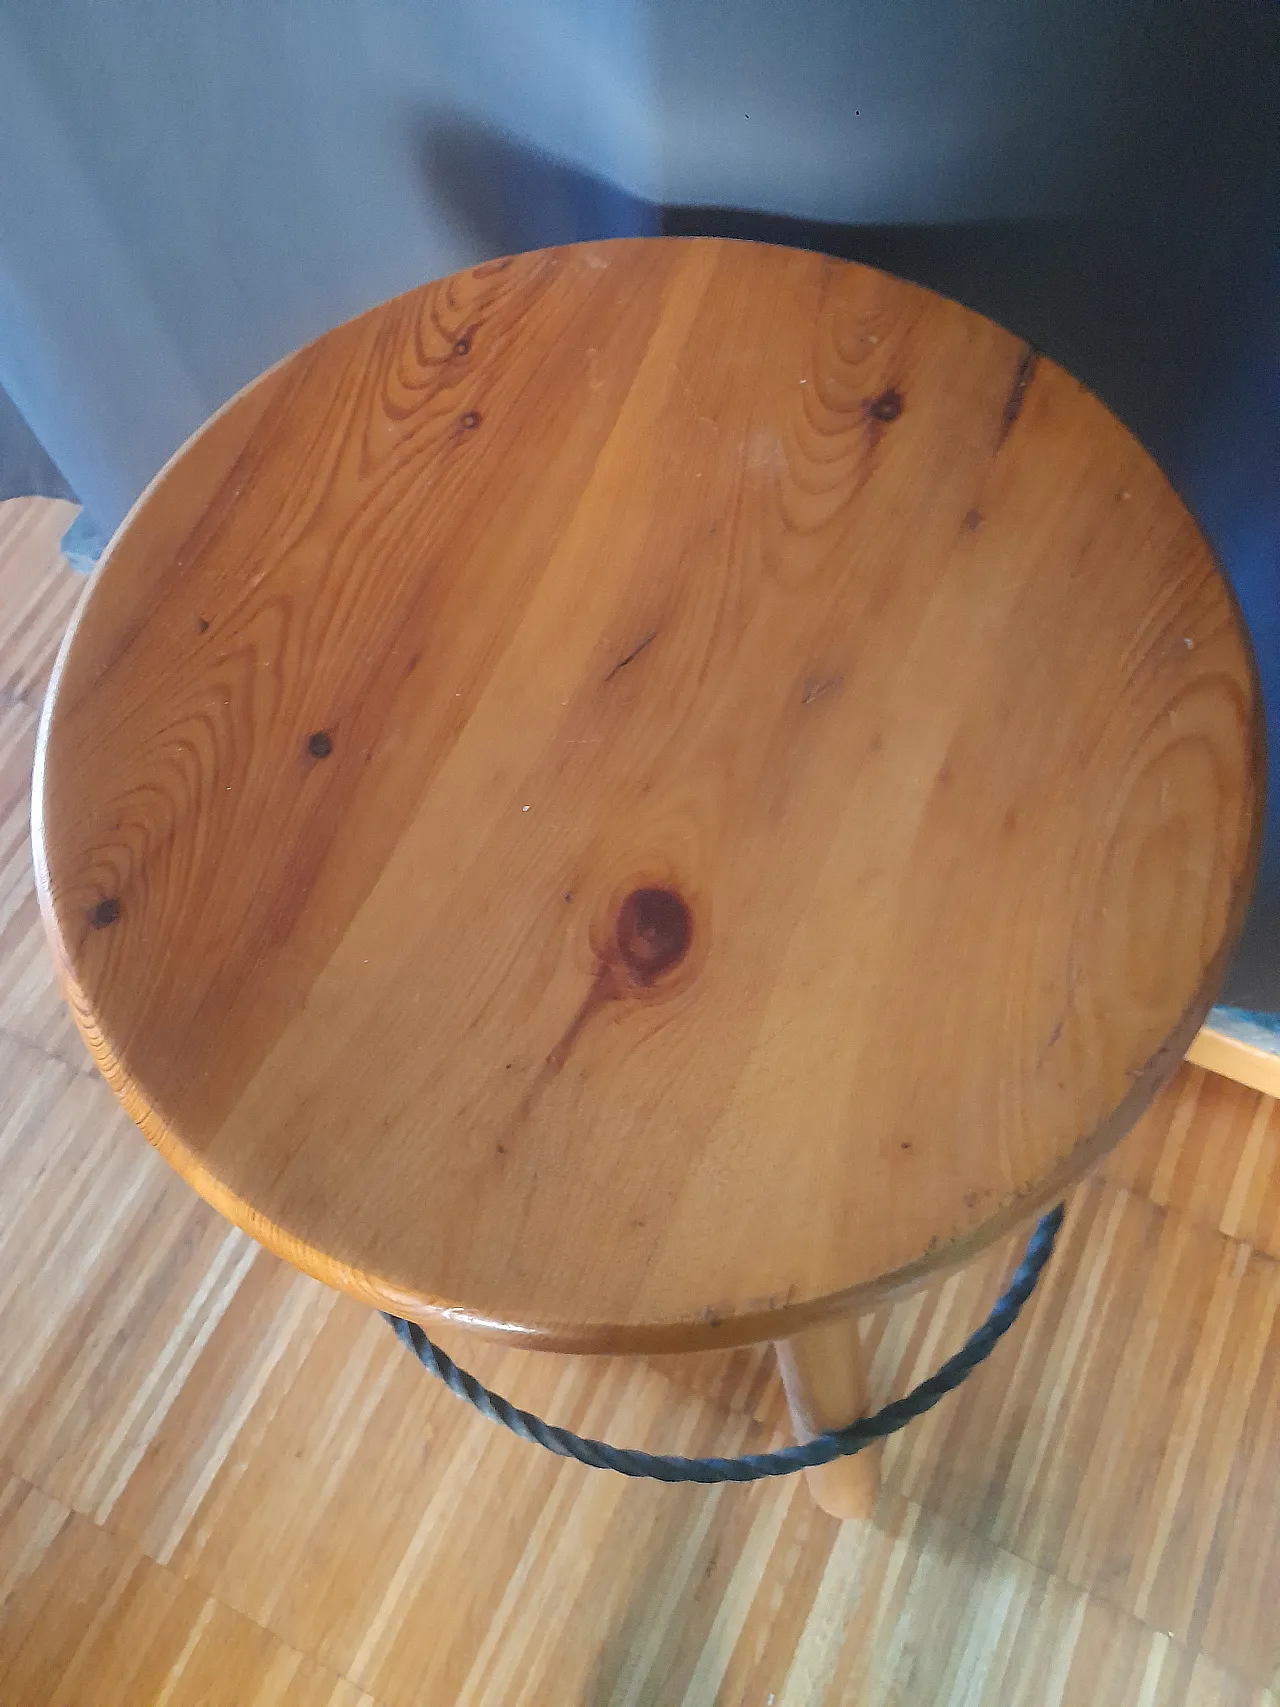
(34, 239), (1260, 1520)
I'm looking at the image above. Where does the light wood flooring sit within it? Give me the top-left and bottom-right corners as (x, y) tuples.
(0, 496), (1276, 1704)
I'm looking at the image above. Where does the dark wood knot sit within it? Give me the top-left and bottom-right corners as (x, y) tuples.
(615, 888), (691, 984)
(867, 388), (904, 423)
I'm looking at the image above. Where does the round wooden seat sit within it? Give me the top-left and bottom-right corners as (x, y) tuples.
(35, 241), (1260, 1413)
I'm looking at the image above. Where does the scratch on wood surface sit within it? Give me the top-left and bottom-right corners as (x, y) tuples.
(997, 345), (1039, 446)
(802, 675), (842, 706)
(605, 632), (656, 682)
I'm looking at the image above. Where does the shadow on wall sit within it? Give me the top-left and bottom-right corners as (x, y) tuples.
(0, 380), (76, 504)
(415, 118), (1256, 501)
(417, 116), (659, 257)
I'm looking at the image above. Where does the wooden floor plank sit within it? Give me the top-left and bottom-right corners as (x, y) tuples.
(0, 697), (95, 1070)
(854, 1179), (1280, 1679)
(3, 1016), (1277, 1695)
(0, 501), (98, 1072)
(0, 1470), (382, 1706)
(1103, 1065), (1280, 1261)
(0, 496), (80, 710)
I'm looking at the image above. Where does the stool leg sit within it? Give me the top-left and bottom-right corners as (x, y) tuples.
(774, 1315), (880, 1520)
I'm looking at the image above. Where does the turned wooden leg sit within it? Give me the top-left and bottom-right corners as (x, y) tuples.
(775, 1314), (880, 1520)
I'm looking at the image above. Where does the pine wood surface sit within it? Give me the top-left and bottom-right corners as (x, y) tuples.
(4, 496), (1279, 1702)
(33, 241), (1261, 1351)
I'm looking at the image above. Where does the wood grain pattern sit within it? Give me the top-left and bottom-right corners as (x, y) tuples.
(1, 517), (1278, 1701)
(33, 243), (1261, 1351)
